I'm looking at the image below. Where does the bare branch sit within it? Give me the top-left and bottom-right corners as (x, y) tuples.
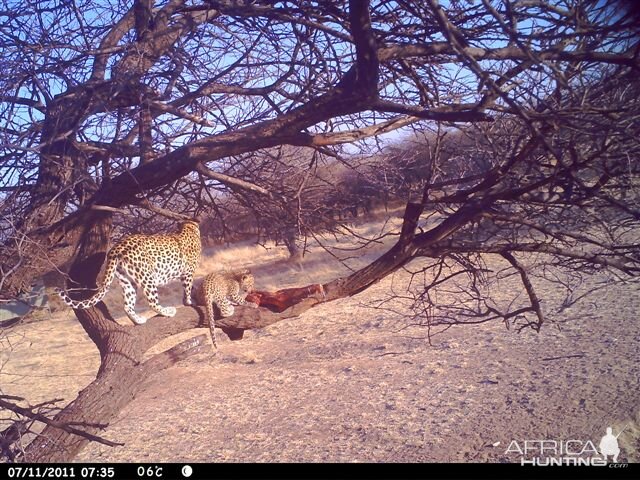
(196, 164), (272, 197)
(0, 398), (123, 449)
(501, 251), (545, 331)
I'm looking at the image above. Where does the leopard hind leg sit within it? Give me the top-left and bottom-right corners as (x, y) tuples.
(216, 298), (235, 318)
(207, 298), (235, 348)
(126, 262), (176, 318)
(180, 272), (194, 306)
(115, 269), (148, 325)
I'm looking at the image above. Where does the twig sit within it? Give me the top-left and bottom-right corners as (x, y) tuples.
(541, 353), (585, 361)
(134, 198), (193, 222)
(501, 251), (545, 331)
(90, 205), (129, 214)
(196, 163), (272, 197)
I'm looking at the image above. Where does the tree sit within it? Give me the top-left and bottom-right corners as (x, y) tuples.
(0, 0), (639, 462)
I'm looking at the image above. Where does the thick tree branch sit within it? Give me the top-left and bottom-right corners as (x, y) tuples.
(142, 334), (212, 373)
(288, 116), (422, 146)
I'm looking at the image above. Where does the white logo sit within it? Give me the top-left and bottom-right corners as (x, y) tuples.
(504, 425), (629, 466)
(599, 426), (624, 463)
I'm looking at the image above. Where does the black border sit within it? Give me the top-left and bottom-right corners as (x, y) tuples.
(1, 463), (638, 480)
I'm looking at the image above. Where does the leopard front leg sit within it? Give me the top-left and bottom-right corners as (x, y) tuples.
(229, 291), (250, 307)
(142, 281), (176, 318)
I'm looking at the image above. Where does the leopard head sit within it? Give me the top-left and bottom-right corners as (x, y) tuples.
(237, 269), (254, 294)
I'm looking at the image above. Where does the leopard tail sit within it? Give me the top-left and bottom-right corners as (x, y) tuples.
(56, 254), (119, 309)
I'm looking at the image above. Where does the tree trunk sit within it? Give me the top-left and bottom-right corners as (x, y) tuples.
(25, 327), (212, 462)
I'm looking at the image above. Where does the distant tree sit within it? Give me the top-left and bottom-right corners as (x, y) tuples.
(225, 146), (335, 262)
(0, 0), (638, 461)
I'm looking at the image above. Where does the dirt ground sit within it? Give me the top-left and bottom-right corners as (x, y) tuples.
(1, 215), (639, 463)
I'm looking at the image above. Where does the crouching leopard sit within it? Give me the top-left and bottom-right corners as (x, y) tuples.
(57, 220), (201, 325)
(196, 269), (255, 347)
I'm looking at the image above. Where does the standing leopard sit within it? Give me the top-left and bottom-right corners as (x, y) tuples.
(196, 269), (255, 347)
(57, 220), (201, 325)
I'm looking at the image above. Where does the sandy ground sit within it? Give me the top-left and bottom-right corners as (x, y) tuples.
(1, 213), (639, 463)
